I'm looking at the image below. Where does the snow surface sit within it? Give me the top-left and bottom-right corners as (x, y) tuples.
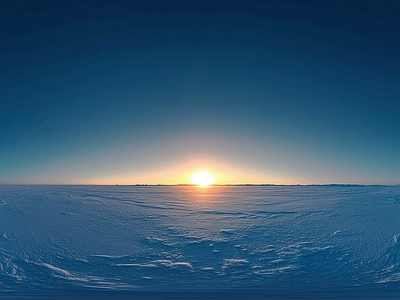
(1, 185), (400, 299)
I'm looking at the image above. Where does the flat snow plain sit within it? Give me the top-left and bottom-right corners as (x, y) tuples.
(1, 185), (400, 299)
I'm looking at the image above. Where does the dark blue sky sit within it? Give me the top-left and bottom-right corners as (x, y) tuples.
(1, 0), (399, 184)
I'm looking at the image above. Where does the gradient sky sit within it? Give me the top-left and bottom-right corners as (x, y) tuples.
(1, 0), (399, 185)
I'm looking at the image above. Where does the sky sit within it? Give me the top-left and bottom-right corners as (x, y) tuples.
(1, 0), (399, 185)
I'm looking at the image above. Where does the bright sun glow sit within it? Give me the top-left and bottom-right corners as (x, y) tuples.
(190, 171), (216, 187)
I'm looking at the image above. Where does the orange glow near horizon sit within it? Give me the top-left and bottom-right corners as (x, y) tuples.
(190, 170), (216, 187)
(80, 155), (294, 186)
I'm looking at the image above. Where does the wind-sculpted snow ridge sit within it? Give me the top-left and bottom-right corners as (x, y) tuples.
(1, 185), (400, 299)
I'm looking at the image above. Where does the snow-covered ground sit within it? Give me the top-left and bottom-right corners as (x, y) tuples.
(0, 185), (400, 299)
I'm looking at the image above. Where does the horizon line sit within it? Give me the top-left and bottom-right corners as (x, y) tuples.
(0, 183), (398, 187)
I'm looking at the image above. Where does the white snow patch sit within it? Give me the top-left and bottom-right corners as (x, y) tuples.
(153, 260), (193, 270)
(91, 254), (126, 259)
(0, 258), (24, 280)
(114, 263), (157, 268)
(42, 263), (71, 277)
(146, 237), (175, 246)
(222, 259), (249, 269)
(393, 234), (400, 244)
(41, 263), (90, 282)
(220, 229), (235, 235)
(377, 272), (400, 283)
(254, 264), (297, 275)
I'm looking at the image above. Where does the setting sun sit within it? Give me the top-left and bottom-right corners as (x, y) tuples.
(190, 171), (216, 187)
